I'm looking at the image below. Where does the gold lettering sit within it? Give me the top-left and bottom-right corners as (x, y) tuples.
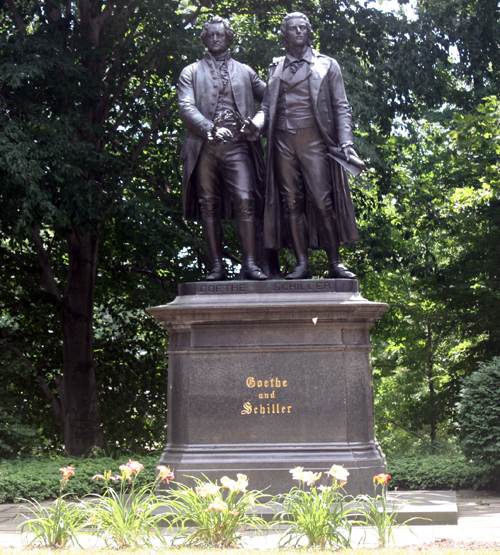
(283, 380), (288, 387)
(270, 378), (274, 387)
(287, 406), (292, 413)
(267, 404), (270, 413)
(246, 377), (255, 388)
(257, 380), (263, 387)
(277, 403), (280, 412)
(254, 407), (258, 414)
(241, 402), (252, 415)
(276, 378), (281, 387)
(260, 404), (265, 414)
(270, 390), (275, 398)
(264, 393), (269, 399)
(272, 404), (275, 414)
(259, 393), (263, 399)
(264, 380), (269, 387)
(281, 406), (286, 413)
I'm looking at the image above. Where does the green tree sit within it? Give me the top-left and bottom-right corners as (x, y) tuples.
(0, 0), (201, 455)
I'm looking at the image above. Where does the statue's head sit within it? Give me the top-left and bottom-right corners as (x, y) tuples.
(279, 12), (314, 51)
(201, 16), (234, 54)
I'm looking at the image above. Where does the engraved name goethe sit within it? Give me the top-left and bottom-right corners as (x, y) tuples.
(241, 376), (292, 416)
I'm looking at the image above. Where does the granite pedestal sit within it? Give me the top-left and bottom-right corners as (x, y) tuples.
(147, 279), (388, 495)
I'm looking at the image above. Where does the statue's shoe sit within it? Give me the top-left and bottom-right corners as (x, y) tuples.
(329, 263), (356, 279)
(243, 267), (268, 280)
(206, 268), (226, 281)
(285, 265), (312, 280)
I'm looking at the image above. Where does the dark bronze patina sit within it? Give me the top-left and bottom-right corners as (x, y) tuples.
(178, 17), (268, 281)
(249, 12), (363, 280)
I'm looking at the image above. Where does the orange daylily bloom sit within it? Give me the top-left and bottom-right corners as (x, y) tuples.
(374, 473), (391, 485)
(59, 465), (75, 480)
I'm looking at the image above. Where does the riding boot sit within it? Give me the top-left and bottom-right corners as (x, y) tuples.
(202, 218), (226, 281)
(320, 214), (357, 279)
(285, 214), (312, 280)
(236, 218), (267, 280)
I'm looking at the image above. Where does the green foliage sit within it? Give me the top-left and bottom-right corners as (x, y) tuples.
(0, 401), (39, 458)
(18, 465), (86, 548)
(458, 357), (500, 469)
(387, 454), (500, 491)
(84, 463), (169, 549)
(0, 456), (159, 503)
(19, 496), (87, 548)
(168, 474), (268, 548)
(274, 466), (352, 549)
(356, 475), (419, 548)
(0, 0), (499, 459)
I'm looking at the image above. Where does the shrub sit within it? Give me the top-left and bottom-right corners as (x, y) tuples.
(458, 357), (500, 470)
(0, 455), (159, 503)
(387, 454), (499, 490)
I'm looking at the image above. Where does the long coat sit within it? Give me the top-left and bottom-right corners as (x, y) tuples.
(255, 50), (360, 250)
(178, 53), (266, 221)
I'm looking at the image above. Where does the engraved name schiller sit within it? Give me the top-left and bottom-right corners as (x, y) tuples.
(241, 376), (292, 416)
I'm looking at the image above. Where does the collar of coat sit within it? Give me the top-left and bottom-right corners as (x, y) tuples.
(284, 46), (313, 67)
(204, 50), (231, 65)
(272, 49), (329, 82)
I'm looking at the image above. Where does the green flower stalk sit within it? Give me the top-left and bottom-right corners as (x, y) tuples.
(274, 465), (353, 548)
(19, 465), (86, 548)
(167, 474), (269, 548)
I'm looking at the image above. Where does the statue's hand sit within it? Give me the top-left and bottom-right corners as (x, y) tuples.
(342, 145), (358, 163)
(214, 127), (233, 143)
(240, 118), (260, 141)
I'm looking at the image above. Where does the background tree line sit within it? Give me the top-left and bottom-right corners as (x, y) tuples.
(0, 0), (499, 462)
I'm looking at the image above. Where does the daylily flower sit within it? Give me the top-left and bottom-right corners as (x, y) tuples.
(157, 465), (175, 484)
(290, 466), (304, 481)
(301, 471), (322, 486)
(59, 465), (75, 480)
(236, 473), (249, 493)
(221, 476), (239, 492)
(92, 470), (113, 482)
(326, 465), (350, 484)
(125, 460), (144, 474)
(374, 473), (391, 485)
(196, 483), (221, 497)
(119, 464), (133, 477)
(318, 485), (331, 492)
(209, 498), (228, 511)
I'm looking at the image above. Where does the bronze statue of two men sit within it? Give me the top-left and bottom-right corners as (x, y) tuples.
(178, 13), (363, 281)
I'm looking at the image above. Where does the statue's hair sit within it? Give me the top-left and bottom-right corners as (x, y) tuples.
(279, 12), (314, 49)
(201, 16), (234, 47)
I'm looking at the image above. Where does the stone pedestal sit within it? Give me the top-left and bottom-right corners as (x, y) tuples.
(147, 279), (388, 495)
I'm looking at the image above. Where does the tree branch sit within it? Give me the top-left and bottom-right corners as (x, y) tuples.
(32, 223), (63, 302)
(5, 0), (27, 36)
(0, 243), (45, 290)
(131, 96), (176, 160)
(111, 78), (148, 132)
(128, 265), (169, 291)
(0, 338), (63, 427)
(182, 0), (212, 28)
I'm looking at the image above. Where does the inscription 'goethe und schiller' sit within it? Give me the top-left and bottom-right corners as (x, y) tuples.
(241, 376), (292, 416)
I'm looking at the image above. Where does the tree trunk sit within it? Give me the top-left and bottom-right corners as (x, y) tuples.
(58, 229), (103, 456)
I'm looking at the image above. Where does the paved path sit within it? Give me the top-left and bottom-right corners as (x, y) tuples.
(1, 490), (499, 548)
